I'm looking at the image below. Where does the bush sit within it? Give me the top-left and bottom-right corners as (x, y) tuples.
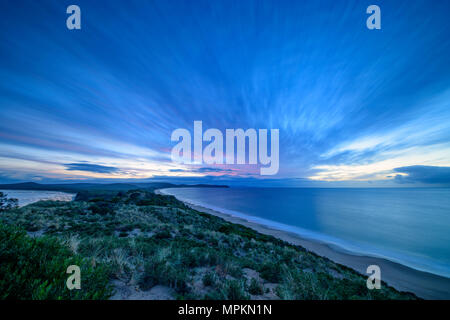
(0, 223), (113, 299)
(248, 278), (264, 295)
(154, 229), (171, 239)
(0, 192), (18, 211)
(204, 279), (249, 300)
(223, 280), (250, 300)
(88, 203), (113, 215)
(139, 256), (189, 294)
(202, 272), (216, 287)
(260, 262), (283, 282)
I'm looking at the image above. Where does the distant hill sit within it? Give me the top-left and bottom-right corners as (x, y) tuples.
(0, 182), (229, 193)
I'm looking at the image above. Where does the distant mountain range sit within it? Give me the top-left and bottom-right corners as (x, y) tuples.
(0, 182), (229, 193)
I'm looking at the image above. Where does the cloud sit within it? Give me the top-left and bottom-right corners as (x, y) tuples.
(394, 165), (450, 185)
(1, 1), (450, 185)
(194, 167), (234, 173)
(65, 163), (119, 174)
(169, 167), (234, 173)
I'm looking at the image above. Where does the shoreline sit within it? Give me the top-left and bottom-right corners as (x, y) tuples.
(156, 188), (450, 299)
(0, 189), (76, 207)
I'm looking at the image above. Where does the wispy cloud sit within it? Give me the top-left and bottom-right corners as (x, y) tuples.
(1, 0), (450, 185)
(65, 163), (119, 174)
(170, 167), (234, 173)
(394, 165), (450, 185)
(310, 91), (450, 182)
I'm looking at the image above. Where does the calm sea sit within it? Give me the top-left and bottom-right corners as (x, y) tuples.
(0, 189), (75, 207)
(162, 187), (450, 278)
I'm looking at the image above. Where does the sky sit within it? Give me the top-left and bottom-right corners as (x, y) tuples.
(0, 0), (450, 187)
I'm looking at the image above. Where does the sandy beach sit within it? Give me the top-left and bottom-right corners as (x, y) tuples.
(0, 189), (76, 207)
(157, 188), (450, 299)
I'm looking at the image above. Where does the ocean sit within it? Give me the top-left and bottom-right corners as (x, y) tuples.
(161, 187), (450, 278)
(0, 189), (75, 207)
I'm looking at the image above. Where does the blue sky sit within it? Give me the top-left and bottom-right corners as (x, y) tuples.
(0, 0), (449, 186)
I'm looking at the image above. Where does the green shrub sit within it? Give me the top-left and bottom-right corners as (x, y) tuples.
(202, 272), (216, 287)
(88, 203), (113, 215)
(260, 262), (283, 282)
(139, 256), (189, 294)
(0, 192), (18, 211)
(154, 229), (171, 239)
(248, 278), (264, 295)
(227, 263), (243, 278)
(204, 279), (249, 300)
(0, 223), (112, 299)
(223, 280), (250, 300)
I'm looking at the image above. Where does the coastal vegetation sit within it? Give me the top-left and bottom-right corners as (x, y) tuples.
(0, 223), (112, 299)
(0, 189), (416, 300)
(0, 191), (18, 211)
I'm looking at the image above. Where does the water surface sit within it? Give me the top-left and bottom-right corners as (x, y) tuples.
(0, 189), (75, 207)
